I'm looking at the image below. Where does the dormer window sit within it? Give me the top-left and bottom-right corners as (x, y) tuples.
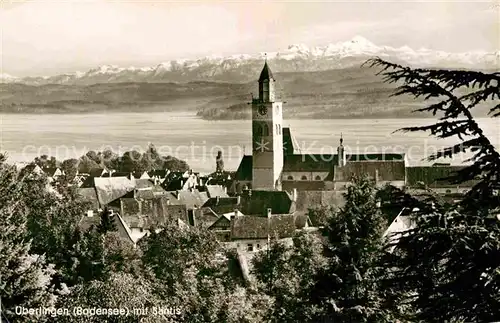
(301, 175), (307, 180)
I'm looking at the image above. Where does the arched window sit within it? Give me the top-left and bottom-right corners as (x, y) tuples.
(287, 175), (293, 180)
(262, 123), (269, 136)
(301, 175), (307, 180)
(315, 175), (322, 181)
(253, 123), (262, 136)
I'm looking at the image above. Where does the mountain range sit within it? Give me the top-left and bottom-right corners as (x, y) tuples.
(0, 36), (497, 119)
(2, 36), (499, 85)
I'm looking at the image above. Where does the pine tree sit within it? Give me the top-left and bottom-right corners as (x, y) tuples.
(367, 58), (500, 322)
(96, 208), (117, 234)
(311, 175), (388, 322)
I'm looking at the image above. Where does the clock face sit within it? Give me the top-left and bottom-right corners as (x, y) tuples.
(258, 105), (267, 116)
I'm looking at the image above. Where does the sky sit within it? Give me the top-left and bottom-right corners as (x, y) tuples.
(1, 0), (499, 77)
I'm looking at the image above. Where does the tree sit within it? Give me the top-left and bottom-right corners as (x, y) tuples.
(367, 58), (500, 322)
(0, 163), (57, 323)
(54, 272), (172, 323)
(96, 208), (117, 234)
(140, 221), (248, 322)
(251, 233), (327, 322)
(312, 175), (387, 322)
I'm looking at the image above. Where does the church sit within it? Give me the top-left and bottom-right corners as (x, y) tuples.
(232, 61), (407, 193)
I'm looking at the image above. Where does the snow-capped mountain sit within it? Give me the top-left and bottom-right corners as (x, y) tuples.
(3, 36), (499, 85)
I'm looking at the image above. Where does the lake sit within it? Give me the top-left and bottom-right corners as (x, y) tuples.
(1, 112), (499, 174)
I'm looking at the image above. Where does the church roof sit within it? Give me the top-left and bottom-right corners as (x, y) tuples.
(258, 61), (274, 82)
(283, 154), (335, 172)
(234, 153), (406, 182)
(406, 166), (479, 188)
(335, 160), (406, 182)
(283, 127), (301, 155)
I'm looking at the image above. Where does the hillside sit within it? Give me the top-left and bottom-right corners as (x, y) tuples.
(0, 66), (492, 119)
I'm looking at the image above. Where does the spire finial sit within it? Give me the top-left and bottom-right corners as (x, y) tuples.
(264, 52), (267, 62)
(340, 132), (343, 145)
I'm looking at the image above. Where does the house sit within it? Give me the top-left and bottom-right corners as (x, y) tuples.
(77, 210), (135, 246)
(383, 207), (417, 253)
(200, 196), (241, 216)
(42, 167), (64, 179)
(406, 165), (479, 194)
(163, 170), (199, 191)
(93, 177), (136, 208)
(205, 185), (230, 198)
(207, 209), (245, 241)
(239, 189), (296, 216)
(119, 197), (189, 244)
(228, 211), (311, 256)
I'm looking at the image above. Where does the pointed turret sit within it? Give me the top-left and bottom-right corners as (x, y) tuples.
(337, 133), (346, 167)
(258, 58), (276, 102)
(258, 61), (274, 82)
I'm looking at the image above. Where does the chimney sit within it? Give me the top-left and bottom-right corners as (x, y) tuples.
(234, 209), (238, 218)
(236, 195), (241, 205)
(154, 177), (158, 186)
(292, 188), (297, 202)
(375, 169), (379, 183)
(199, 178), (203, 186)
(180, 180), (184, 188)
(176, 190), (180, 200)
(224, 186), (227, 194)
(216, 196), (220, 205)
(266, 208), (272, 218)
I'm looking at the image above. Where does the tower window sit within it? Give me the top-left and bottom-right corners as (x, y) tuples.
(301, 175), (307, 180)
(287, 175), (293, 180)
(315, 175), (322, 181)
(262, 123), (269, 136)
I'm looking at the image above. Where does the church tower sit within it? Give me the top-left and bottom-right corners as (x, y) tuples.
(252, 60), (283, 190)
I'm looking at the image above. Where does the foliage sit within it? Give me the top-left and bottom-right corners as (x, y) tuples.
(307, 205), (335, 227)
(0, 163), (57, 323)
(367, 58), (500, 322)
(312, 175), (388, 322)
(54, 272), (172, 323)
(251, 233), (328, 322)
(367, 58), (500, 213)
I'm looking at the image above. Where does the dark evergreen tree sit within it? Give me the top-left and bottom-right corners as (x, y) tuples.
(367, 58), (500, 322)
(96, 208), (117, 234)
(311, 175), (388, 322)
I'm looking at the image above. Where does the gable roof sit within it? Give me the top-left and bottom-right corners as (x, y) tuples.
(42, 167), (62, 177)
(201, 197), (240, 215)
(176, 189), (209, 209)
(206, 185), (229, 198)
(282, 127), (301, 155)
(77, 213), (134, 245)
(230, 214), (308, 240)
(235, 155), (253, 181)
(195, 207), (220, 228)
(94, 177), (135, 206)
(120, 197), (188, 229)
(406, 166), (478, 188)
(294, 190), (345, 212)
(240, 190), (295, 216)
